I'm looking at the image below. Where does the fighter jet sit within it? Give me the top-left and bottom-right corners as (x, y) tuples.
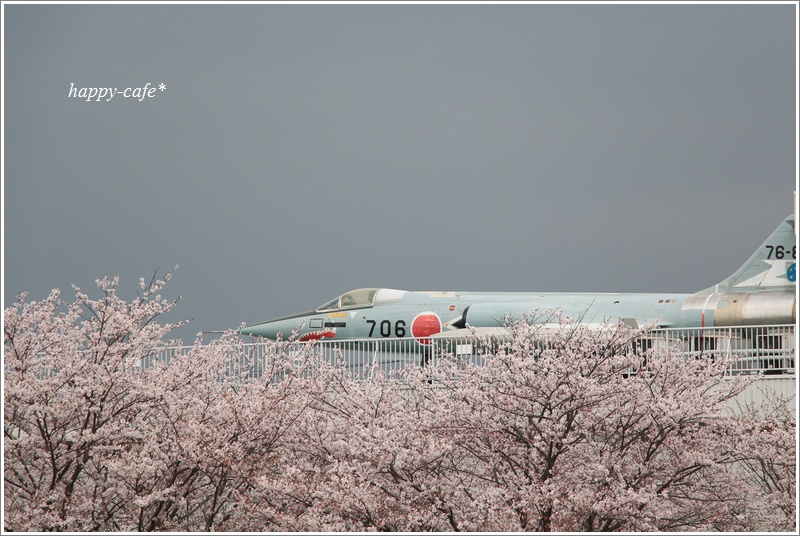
(240, 215), (796, 344)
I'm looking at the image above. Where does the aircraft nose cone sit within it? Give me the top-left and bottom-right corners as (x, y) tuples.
(239, 321), (281, 340)
(240, 310), (319, 340)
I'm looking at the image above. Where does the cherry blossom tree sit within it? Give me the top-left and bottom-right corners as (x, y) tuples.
(727, 392), (797, 528)
(4, 275), (795, 531)
(3, 271), (335, 531)
(4, 270), (185, 530)
(240, 320), (795, 532)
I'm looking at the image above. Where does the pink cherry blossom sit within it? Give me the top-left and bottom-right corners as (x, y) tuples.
(4, 272), (795, 531)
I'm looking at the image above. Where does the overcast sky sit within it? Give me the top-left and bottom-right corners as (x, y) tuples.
(3, 2), (797, 342)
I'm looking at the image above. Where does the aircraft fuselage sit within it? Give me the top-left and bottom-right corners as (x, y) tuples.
(240, 288), (795, 343)
(240, 215), (797, 345)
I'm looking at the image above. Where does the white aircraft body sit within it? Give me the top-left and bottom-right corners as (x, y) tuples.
(241, 215), (796, 345)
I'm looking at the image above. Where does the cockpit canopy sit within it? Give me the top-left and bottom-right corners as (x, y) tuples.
(316, 288), (380, 312)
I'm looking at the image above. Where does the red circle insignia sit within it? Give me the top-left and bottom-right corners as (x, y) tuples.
(411, 312), (441, 345)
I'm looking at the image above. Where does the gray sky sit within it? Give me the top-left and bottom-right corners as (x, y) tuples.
(3, 2), (797, 342)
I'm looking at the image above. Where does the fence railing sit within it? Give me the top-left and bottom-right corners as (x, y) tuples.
(136, 324), (796, 380)
(630, 324), (795, 376)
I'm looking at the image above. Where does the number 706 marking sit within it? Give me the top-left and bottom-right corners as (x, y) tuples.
(366, 319), (407, 337)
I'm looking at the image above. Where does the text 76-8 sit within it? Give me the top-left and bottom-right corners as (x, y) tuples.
(765, 245), (796, 259)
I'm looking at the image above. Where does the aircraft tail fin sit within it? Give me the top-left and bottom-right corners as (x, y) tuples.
(701, 214), (796, 294)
